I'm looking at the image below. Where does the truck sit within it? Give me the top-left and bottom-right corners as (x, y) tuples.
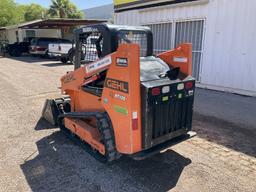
(48, 36), (99, 64)
(48, 41), (74, 63)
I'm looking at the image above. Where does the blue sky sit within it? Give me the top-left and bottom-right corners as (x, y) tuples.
(15, 0), (113, 9)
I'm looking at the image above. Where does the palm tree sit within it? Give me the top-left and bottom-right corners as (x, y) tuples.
(48, 0), (83, 38)
(48, 0), (82, 19)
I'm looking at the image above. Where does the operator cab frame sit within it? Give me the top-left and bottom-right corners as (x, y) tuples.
(73, 23), (153, 69)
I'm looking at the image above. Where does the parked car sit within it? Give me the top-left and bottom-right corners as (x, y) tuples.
(29, 38), (70, 57)
(48, 40), (73, 63)
(1, 37), (35, 57)
(6, 41), (31, 57)
(0, 41), (9, 57)
(48, 36), (98, 63)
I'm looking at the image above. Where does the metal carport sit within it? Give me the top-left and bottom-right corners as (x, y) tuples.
(18, 18), (106, 29)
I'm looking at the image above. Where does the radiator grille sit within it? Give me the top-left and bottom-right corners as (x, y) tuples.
(141, 81), (195, 149)
(150, 97), (193, 140)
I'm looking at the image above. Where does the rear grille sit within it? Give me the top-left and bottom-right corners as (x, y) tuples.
(141, 81), (195, 149)
(151, 96), (193, 140)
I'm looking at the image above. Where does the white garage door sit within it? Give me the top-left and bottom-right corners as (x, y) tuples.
(175, 20), (204, 81)
(146, 20), (204, 81)
(146, 23), (173, 54)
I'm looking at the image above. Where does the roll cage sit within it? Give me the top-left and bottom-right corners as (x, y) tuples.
(73, 23), (153, 69)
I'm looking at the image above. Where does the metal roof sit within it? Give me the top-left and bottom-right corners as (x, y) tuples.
(114, 0), (201, 12)
(5, 18), (106, 30)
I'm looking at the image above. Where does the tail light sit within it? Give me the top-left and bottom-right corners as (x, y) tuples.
(162, 86), (170, 93)
(36, 47), (46, 51)
(185, 81), (193, 89)
(177, 83), (184, 90)
(132, 112), (138, 130)
(151, 87), (160, 96)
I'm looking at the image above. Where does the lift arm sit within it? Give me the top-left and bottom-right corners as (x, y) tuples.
(158, 43), (193, 76)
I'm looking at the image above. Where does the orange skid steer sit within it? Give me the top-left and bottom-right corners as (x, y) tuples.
(42, 24), (196, 162)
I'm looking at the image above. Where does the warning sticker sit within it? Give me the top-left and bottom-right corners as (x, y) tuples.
(85, 56), (112, 73)
(173, 57), (188, 63)
(114, 105), (128, 115)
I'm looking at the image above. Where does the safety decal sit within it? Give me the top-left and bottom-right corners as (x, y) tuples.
(162, 96), (169, 102)
(85, 56), (112, 73)
(188, 90), (194, 96)
(116, 58), (128, 67)
(114, 105), (128, 115)
(105, 78), (129, 93)
(173, 57), (188, 63)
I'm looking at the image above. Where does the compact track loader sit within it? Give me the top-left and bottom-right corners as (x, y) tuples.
(42, 24), (196, 162)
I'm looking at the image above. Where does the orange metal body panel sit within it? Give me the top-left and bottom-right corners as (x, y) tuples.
(61, 62), (107, 112)
(64, 118), (105, 155)
(74, 91), (103, 112)
(101, 44), (142, 154)
(60, 61), (110, 93)
(158, 43), (193, 76)
(60, 44), (142, 155)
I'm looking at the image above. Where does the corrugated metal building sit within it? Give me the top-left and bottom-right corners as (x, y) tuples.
(1, 19), (106, 44)
(114, 0), (256, 96)
(1, 20), (62, 44)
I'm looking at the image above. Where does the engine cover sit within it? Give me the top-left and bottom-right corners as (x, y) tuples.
(140, 57), (195, 149)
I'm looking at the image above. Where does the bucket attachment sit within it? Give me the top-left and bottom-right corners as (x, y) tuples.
(42, 97), (70, 126)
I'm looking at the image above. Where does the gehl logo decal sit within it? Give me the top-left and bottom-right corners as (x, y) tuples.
(105, 78), (129, 93)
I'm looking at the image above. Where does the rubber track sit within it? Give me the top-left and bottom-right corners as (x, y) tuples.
(58, 112), (121, 163)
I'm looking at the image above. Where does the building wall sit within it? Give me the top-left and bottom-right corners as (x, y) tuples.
(6, 28), (19, 44)
(35, 29), (61, 38)
(6, 28), (61, 44)
(0, 31), (7, 41)
(114, 0), (256, 96)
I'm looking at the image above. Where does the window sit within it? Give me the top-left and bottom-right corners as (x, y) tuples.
(25, 30), (35, 38)
(15, 31), (19, 42)
(59, 39), (72, 44)
(38, 38), (59, 46)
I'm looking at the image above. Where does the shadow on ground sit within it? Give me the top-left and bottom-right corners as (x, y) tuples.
(42, 62), (73, 67)
(34, 118), (57, 130)
(4, 55), (73, 67)
(21, 119), (191, 192)
(193, 112), (256, 157)
(4, 55), (56, 63)
(115, 152), (191, 191)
